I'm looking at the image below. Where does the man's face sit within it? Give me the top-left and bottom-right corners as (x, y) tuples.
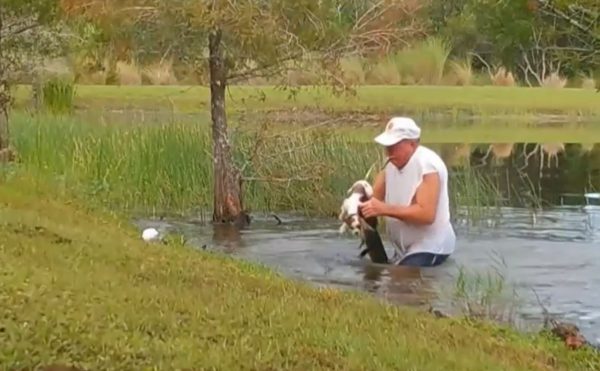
(385, 139), (417, 169)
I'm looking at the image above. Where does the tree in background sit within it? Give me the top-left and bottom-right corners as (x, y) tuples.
(427, 0), (599, 84)
(64, 0), (427, 226)
(0, 0), (64, 157)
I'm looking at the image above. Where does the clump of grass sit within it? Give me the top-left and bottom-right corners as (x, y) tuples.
(541, 72), (567, 89)
(581, 76), (596, 90)
(449, 165), (503, 226)
(142, 58), (179, 85)
(490, 67), (516, 86)
(115, 61), (143, 85)
(364, 56), (402, 85)
(340, 56), (366, 85)
(447, 57), (473, 86)
(450, 260), (522, 326)
(41, 78), (75, 115)
(393, 37), (452, 85)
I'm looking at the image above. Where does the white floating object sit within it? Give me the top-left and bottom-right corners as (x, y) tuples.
(585, 193), (600, 200)
(142, 227), (160, 242)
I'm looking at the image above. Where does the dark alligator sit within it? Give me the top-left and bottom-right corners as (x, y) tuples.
(356, 210), (389, 264)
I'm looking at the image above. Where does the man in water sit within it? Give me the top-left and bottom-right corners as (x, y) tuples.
(359, 116), (456, 267)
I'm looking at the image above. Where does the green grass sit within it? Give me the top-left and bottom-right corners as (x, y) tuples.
(11, 84), (600, 118)
(1, 174), (599, 370)
(41, 77), (76, 115)
(10, 114), (508, 219)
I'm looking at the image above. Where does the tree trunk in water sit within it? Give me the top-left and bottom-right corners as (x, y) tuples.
(208, 29), (248, 227)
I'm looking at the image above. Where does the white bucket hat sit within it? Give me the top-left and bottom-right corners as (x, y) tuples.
(374, 117), (421, 146)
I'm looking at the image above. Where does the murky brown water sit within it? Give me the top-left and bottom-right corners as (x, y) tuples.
(136, 141), (600, 344)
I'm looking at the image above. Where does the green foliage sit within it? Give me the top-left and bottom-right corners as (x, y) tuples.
(426, 0), (600, 82)
(66, 0), (425, 86)
(1, 0), (66, 82)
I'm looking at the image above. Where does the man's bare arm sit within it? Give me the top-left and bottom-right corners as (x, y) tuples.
(382, 172), (440, 225)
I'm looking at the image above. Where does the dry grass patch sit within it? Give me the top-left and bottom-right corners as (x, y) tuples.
(447, 58), (473, 86)
(581, 77), (596, 90)
(364, 57), (402, 85)
(541, 72), (568, 89)
(340, 57), (366, 85)
(142, 59), (179, 85)
(490, 67), (516, 87)
(115, 61), (142, 86)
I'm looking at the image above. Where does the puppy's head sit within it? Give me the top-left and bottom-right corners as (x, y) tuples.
(347, 180), (374, 202)
(347, 215), (361, 236)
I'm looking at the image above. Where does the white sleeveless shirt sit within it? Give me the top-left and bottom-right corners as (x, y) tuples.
(383, 145), (456, 258)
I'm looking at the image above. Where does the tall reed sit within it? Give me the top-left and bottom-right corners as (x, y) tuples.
(10, 113), (503, 222)
(392, 37), (452, 85)
(42, 78), (76, 115)
(449, 260), (522, 327)
(449, 166), (504, 226)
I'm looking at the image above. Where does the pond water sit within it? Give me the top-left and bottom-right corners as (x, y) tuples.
(136, 142), (600, 344)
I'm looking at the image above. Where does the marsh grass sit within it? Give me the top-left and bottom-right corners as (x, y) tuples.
(449, 166), (504, 226)
(11, 114), (505, 223)
(42, 78), (75, 115)
(451, 258), (522, 327)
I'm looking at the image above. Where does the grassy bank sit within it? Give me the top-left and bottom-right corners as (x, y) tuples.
(10, 114), (505, 219)
(12, 84), (600, 118)
(1, 174), (599, 370)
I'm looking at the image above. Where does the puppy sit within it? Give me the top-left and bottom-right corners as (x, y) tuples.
(338, 180), (389, 264)
(338, 180), (374, 236)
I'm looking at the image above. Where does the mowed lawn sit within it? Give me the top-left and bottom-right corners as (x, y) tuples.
(12, 84), (600, 116)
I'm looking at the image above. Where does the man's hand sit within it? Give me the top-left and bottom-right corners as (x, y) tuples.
(359, 197), (389, 219)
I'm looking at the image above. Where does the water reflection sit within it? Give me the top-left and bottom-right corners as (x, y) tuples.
(434, 142), (600, 207)
(212, 224), (246, 252)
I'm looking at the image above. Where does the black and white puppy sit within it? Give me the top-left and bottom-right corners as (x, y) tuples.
(338, 180), (374, 236)
(338, 179), (389, 264)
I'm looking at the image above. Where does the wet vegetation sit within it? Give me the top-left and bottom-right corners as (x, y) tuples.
(6, 113), (516, 221)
